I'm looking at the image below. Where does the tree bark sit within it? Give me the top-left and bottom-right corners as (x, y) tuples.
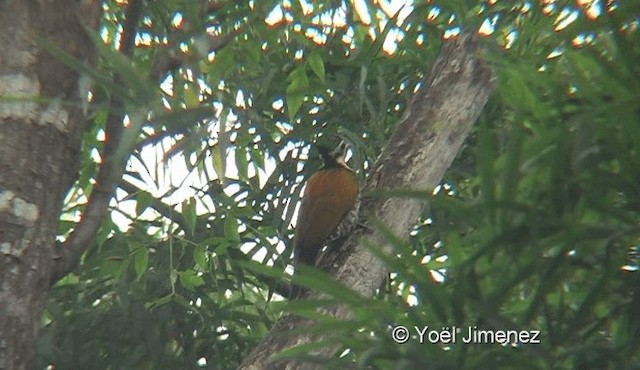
(0, 2), (100, 369)
(239, 34), (495, 370)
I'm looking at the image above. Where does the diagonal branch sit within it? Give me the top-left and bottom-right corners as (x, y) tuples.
(50, 1), (261, 283)
(118, 178), (189, 232)
(51, 0), (144, 283)
(238, 34), (496, 370)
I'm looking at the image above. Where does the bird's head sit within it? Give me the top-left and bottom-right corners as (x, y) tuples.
(316, 136), (350, 169)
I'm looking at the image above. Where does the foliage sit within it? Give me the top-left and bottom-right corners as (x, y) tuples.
(38, 1), (640, 369)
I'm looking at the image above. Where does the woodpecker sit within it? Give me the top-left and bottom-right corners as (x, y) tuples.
(293, 141), (360, 269)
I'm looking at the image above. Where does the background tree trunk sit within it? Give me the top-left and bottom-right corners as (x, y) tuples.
(0, 2), (100, 368)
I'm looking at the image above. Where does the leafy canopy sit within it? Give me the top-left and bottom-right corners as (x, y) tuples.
(38, 1), (640, 369)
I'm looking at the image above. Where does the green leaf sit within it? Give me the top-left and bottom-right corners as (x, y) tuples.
(134, 248), (149, 280)
(213, 47), (236, 78)
(135, 190), (153, 216)
(235, 147), (249, 181)
(501, 67), (537, 115)
(182, 199), (197, 235)
(179, 270), (205, 291)
(287, 266), (366, 307)
(224, 215), (240, 243)
(307, 50), (325, 82)
(96, 216), (115, 250)
(183, 84), (200, 108)
(286, 67), (309, 120)
(145, 294), (173, 310)
(476, 121), (497, 223)
(286, 93), (304, 121)
(211, 142), (226, 181)
(193, 245), (207, 271)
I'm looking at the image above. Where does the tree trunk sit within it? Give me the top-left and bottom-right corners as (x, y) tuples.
(239, 34), (495, 370)
(0, 2), (100, 369)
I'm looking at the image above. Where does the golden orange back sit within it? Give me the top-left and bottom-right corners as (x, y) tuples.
(294, 167), (358, 266)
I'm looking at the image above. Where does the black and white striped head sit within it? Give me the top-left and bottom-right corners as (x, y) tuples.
(316, 137), (350, 169)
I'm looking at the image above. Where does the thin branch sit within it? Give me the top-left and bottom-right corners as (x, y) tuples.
(238, 34), (496, 370)
(51, 0), (144, 283)
(149, 15), (250, 82)
(120, 0), (143, 56)
(50, 1), (260, 282)
(118, 178), (188, 232)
